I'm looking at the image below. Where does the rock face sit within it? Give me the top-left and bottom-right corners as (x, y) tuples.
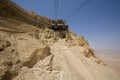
(0, 0), (120, 80)
(0, 26), (120, 80)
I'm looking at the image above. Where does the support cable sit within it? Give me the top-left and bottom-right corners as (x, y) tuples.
(65, 0), (91, 20)
(54, 0), (59, 20)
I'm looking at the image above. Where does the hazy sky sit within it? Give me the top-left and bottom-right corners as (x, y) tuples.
(12, 0), (120, 50)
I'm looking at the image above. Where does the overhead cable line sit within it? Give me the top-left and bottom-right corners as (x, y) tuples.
(65, 0), (91, 20)
(54, 0), (59, 20)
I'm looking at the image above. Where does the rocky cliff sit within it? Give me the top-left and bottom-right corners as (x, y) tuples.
(0, 0), (120, 80)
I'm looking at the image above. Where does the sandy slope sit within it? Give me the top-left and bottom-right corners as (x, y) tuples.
(49, 42), (120, 80)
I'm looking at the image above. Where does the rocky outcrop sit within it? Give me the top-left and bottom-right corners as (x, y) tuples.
(0, 0), (51, 27)
(0, 26), (119, 80)
(0, 31), (52, 80)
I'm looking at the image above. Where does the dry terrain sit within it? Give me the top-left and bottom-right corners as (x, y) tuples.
(0, 0), (120, 80)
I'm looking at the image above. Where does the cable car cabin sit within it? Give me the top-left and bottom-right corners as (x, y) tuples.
(51, 19), (68, 31)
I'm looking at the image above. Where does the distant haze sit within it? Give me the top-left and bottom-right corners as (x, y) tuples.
(95, 49), (120, 75)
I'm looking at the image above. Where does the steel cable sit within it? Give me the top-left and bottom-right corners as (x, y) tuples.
(65, 0), (91, 20)
(54, 0), (59, 20)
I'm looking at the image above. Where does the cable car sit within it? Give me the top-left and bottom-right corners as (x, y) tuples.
(51, 19), (68, 31)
